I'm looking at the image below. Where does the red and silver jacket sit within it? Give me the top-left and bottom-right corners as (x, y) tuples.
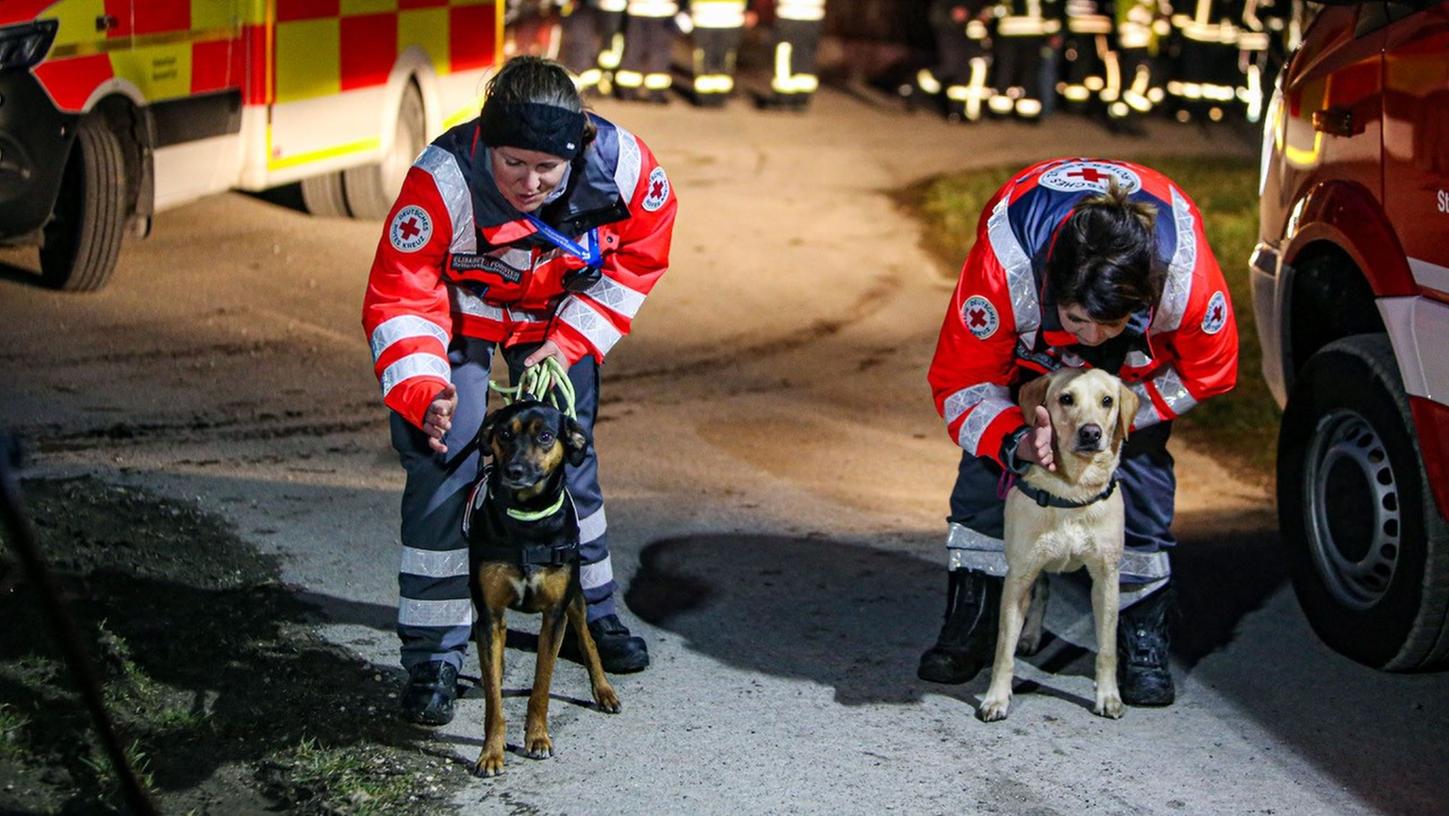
(362, 114), (676, 428)
(927, 158), (1239, 465)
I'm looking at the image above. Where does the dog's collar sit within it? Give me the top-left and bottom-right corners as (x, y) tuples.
(1013, 476), (1118, 509)
(503, 489), (567, 523)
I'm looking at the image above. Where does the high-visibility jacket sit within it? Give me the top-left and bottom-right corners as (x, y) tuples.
(777, 0), (826, 22)
(362, 115), (677, 428)
(927, 158), (1238, 465)
(691, 0), (749, 28)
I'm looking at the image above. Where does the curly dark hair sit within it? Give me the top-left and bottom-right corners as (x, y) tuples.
(1045, 180), (1164, 322)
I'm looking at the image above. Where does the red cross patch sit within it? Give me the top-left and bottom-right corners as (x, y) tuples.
(1202, 290), (1229, 335)
(1040, 161), (1141, 194)
(388, 205), (432, 253)
(962, 295), (999, 339)
(642, 166), (670, 212)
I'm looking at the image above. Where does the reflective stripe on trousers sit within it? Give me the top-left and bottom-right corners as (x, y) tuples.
(391, 338), (616, 672)
(943, 421), (1177, 600)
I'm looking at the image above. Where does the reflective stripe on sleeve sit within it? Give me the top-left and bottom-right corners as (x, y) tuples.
(579, 275), (648, 319)
(398, 598), (474, 627)
(943, 383), (1012, 426)
(399, 546), (470, 578)
(558, 297), (624, 355)
(1153, 366), (1198, 416)
(613, 126), (643, 204)
(957, 398), (1015, 453)
(381, 353), (451, 399)
(580, 555), (615, 591)
(1153, 186), (1197, 332)
(1128, 380), (1164, 428)
(415, 145), (477, 255)
(578, 506), (607, 544)
(370, 315), (449, 361)
(987, 188), (1042, 345)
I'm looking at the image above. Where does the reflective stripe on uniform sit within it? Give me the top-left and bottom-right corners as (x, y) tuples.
(776, 0), (826, 21)
(1120, 549), (1172, 580)
(451, 289), (553, 325)
(1153, 366), (1198, 417)
(1128, 380), (1164, 428)
(580, 555), (615, 590)
(370, 314), (449, 361)
(400, 546), (470, 578)
(987, 188), (1041, 346)
(944, 383), (1012, 427)
(381, 352), (451, 398)
(1153, 186), (1196, 332)
(559, 296), (624, 354)
(578, 506), (607, 544)
(626, 0), (678, 16)
(416, 145), (477, 254)
(580, 275), (648, 319)
(613, 126), (643, 204)
(946, 523), (1008, 575)
(692, 1), (747, 27)
(398, 597), (474, 627)
(958, 398), (1015, 453)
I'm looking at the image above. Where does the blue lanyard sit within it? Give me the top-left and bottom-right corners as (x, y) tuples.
(523, 213), (600, 269)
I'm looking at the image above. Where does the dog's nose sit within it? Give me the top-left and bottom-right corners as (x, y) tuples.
(1078, 424), (1102, 448)
(504, 463), (527, 481)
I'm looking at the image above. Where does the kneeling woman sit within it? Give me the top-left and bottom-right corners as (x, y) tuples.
(362, 56), (677, 725)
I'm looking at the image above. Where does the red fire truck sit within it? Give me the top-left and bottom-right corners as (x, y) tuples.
(1252, 0), (1449, 669)
(0, 0), (502, 291)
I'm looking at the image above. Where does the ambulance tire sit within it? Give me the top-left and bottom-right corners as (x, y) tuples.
(38, 118), (126, 292)
(1278, 334), (1449, 671)
(343, 83), (426, 221)
(300, 172), (351, 219)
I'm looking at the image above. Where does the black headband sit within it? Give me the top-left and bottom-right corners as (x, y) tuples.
(479, 101), (585, 160)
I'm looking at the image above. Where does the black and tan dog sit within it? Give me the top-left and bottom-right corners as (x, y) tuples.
(463, 399), (621, 777)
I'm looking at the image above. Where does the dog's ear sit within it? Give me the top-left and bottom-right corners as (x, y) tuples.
(478, 412), (499, 459)
(1116, 381), (1140, 443)
(1018, 375), (1052, 420)
(563, 416), (592, 467)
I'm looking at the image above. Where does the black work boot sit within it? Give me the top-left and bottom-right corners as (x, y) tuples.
(917, 568), (1001, 684)
(1118, 582), (1176, 706)
(400, 660), (458, 726)
(579, 614), (650, 673)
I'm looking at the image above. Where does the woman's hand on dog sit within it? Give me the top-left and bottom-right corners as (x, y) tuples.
(423, 383), (458, 454)
(1015, 406), (1057, 471)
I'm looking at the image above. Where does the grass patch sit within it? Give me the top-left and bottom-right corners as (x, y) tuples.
(904, 156), (1279, 479)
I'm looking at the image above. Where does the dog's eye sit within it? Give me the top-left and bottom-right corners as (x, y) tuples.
(499, 428), (514, 441)
(1102, 395), (1114, 408)
(1059, 393), (1074, 406)
(537, 431), (554, 445)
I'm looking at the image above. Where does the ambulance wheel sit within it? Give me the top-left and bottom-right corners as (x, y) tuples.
(343, 82), (426, 220)
(300, 171), (351, 219)
(39, 117), (126, 292)
(1278, 334), (1449, 670)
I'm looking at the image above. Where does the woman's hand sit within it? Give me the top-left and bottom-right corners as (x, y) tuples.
(422, 383), (458, 454)
(1014, 405), (1056, 471)
(523, 340), (569, 369)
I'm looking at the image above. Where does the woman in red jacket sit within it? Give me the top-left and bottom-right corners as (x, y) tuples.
(362, 56), (677, 726)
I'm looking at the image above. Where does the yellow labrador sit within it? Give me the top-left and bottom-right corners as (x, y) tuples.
(978, 368), (1139, 722)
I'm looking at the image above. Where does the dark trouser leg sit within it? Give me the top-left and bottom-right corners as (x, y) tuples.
(692, 26), (742, 102)
(771, 19), (821, 104)
(1117, 421), (1176, 606)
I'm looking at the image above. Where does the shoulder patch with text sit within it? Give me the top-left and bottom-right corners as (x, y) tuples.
(642, 166), (670, 212)
(1202, 290), (1229, 334)
(389, 205), (433, 253)
(1039, 161), (1142, 195)
(962, 295), (1000, 339)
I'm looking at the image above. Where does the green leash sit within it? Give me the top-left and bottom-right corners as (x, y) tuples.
(487, 356), (577, 419)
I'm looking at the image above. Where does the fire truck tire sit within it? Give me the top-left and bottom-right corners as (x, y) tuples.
(38, 118), (126, 292)
(300, 171), (351, 219)
(1278, 334), (1449, 671)
(343, 82), (426, 220)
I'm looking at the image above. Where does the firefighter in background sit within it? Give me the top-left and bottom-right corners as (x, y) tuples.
(768, 0), (827, 110)
(595, 0), (630, 96)
(916, 158), (1239, 708)
(1109, 0), (1171, 125)
(1166, 0), (1239, 122)
(987, 0), (1062, 122)
(910, 0), (994, 123)
(558, 0), (605, 93)
(1234, 0), (1290, 123)
(1057, 0), (1116, 116)
(616, 0), (681, 102)
(687, 0), (750, 106)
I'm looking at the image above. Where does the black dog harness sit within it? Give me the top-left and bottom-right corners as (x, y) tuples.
(462, 468), (581, 567)
(1013, 476), (1119, 509)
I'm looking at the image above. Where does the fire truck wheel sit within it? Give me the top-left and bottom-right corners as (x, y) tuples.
(343, 82), (426, 220)
(38, 118), (127, 292)
(1278, 334), (1449, 670)
(300, 171), (351, 219)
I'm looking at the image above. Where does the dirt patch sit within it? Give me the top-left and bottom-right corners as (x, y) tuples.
(0, 477), (472, 814)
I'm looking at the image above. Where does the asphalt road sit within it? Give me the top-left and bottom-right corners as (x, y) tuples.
(3, 85), (1448, 815)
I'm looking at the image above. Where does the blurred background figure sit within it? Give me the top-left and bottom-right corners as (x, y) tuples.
(1108, 0), (1171, 128)
(1058, 0), (1115, 117)
(1233, 0), (1290, 123)
(767, 0), (827, 109)
(595, 0), (630, 95)
(558, 0), (607, 94)
(688, 0), (752, 106)
(988, 0), (1062, 122)
(616, 0), (681, 101)
(1165, 0), (1240, 122)
(908, 0), (994, 123)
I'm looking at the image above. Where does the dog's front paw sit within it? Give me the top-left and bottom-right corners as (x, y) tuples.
(595, 685), (621, 714)
(977, 695), (1011, 722)
(1094, 690), (1124, 720)
(525, 733), (554, 760)
(474, 750), (506, 777)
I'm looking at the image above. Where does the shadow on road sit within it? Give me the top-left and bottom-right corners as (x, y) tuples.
(0, 258), (43, 290)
